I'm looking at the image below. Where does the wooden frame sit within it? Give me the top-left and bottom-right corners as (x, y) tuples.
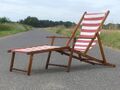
(8, 12), (86, 76)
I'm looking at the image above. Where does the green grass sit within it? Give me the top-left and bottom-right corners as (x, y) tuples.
(101, 30), (120, 49)
(47, 26), (120, 49)
(0, 23), (32, 37)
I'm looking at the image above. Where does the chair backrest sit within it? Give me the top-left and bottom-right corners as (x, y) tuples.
(71, 11), (109, 52)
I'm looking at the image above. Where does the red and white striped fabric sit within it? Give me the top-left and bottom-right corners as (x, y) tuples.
(74, 12), (106, 52)
(12, 45), (60, 53)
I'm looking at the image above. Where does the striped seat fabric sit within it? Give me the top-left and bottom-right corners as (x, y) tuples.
(11, 45), (60, 53)
(74, 12), (106, 52)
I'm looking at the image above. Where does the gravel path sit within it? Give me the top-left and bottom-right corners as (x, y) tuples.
(0, 28), (120, 90)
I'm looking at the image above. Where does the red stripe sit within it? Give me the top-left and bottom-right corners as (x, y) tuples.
(75, 43), (96, 48)
(76, 39), (97, 43)
(81, 29), (97, 32)
(84, 17), (104, 20)
(76, 40), (91, 43)
(75, 44), (88, 47)
(82, 23), (100, 26)
(80, 35), (94, 38)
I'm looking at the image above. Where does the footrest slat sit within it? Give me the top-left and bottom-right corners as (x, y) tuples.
(48, 64), (68, 67)
(12, 68), (27, 72)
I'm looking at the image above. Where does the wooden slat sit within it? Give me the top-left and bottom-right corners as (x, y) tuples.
(27, 46), (70, 55)
(48, 64), (68, 67)
(12, 68), (27, 72)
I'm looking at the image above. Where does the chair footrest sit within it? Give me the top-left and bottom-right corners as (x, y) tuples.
(8, 45), (69, 55)
(48, 64), (68, 67)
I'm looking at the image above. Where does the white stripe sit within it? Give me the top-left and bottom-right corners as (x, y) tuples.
(84, 14), (105, 18)
(82, 26), (99, 30)
(75, 42), (96, 45)
(77, 38), (98, 42)
(80, 32), (95, 36)
(74, 48), (86, 51)
(82, 20), (102, 24)
(91, 43), (96, 46)
(77, 38), (91, 41)
(75, 42), (89, 45)
(74, 46), (87, 49)
(74, 47), (92, 50)
(75, 46), (92, 49)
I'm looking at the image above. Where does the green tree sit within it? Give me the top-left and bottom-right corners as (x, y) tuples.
(0, 17), (11, 23)
(20, 16), (40, 27)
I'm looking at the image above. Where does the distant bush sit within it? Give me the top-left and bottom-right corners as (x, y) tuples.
(19, 16), (75, 28)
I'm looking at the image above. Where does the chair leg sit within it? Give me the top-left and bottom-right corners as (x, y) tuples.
(45, 51), (52, 69)
(67, 50), (73, 72)
(67, 38), (76, 72)
(10, 52), (15, 72)
(97, 35), (107, 63)
(27, 54), (34, 76)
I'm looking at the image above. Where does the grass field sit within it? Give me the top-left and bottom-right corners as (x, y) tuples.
(0, 23), (32, 37)
(101, 30), (120, 49)
(46, 26), (120, 49)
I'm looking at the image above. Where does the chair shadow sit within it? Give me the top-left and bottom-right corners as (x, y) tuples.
(32, 63), (115, 75)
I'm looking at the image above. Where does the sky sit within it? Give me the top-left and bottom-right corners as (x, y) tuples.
(0, 0), (120, 23)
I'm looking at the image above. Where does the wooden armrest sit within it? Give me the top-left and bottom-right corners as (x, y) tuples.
(46, 36), (71, 45)
(46, 36), (71, 39)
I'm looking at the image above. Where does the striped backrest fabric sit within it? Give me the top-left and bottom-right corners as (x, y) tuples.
(74, 12), (107, 52)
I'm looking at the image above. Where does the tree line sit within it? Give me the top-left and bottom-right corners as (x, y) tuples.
(19, 16), (75, 28)
(0, 16), (120, 29)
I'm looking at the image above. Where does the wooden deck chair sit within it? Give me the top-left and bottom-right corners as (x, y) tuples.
(8, 12), (85, 76)
(45, 10), (116, 72)
(8, 10), (115, 76)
